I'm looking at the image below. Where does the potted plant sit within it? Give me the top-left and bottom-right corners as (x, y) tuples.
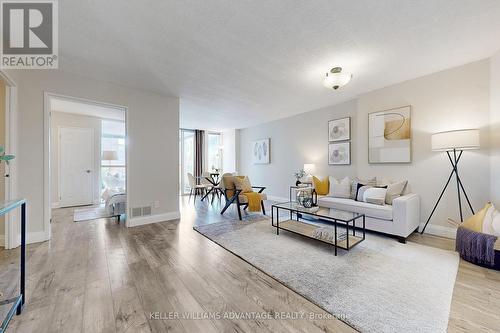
(293, 169), (306, 186)
(0, 146), (15, 165)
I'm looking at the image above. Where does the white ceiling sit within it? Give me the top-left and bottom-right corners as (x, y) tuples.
(58, 0), (500, 130)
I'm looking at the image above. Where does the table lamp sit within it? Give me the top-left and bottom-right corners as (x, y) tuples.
(303, 163), (315, 182)
(420, 129), (480, 234)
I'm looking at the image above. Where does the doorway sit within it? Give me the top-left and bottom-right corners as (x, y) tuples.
(0, 71), (17, 249)
(46, 93), (127, 238)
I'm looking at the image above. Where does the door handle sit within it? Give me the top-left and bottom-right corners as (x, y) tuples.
(85, 170), (92, 173)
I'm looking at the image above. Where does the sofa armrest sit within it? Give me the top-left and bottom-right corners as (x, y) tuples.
(392, 193), (420, 238)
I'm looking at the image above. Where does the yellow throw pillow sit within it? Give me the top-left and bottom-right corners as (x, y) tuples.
(233, 176), (253, 193)
(461, 203), (491, 232)
(313, 176), (329, 195)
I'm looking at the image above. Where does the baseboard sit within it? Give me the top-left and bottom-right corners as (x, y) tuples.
(6, 231), (49, 249)
(128, 211), (180, 228)
(27, 231), (49, 244)
(267, 195), (289, 203)
(419, 223), (456, 239)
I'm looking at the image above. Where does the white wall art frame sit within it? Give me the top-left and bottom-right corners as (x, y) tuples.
(368, 106), (411, 164)
(328, 117), (351, 142)
(328, 142), (350, 165)
(252, 138), (270, 164)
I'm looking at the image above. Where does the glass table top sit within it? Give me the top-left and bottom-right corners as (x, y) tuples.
(272, 201), (362, 222)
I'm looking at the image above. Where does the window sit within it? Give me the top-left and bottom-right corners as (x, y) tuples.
(101, 120), (126, 195)
(207, 132), (222, 172)
(179, 129), (195, 194)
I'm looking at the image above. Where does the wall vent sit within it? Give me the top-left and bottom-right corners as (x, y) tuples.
(131, 207), (142, 218)
(142, 206), (152, 216)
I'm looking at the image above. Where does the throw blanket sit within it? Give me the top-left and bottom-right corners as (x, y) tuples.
(456, 226), (497, 266)
(243, 192), (261, 212)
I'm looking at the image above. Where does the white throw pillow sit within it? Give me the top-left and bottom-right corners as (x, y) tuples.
(329, 176), (351, 198)
(363, 187), (387, 205)
(351, 177), (376, 199)
(385, 180), (408, 205)
(483, 204), (500, 236)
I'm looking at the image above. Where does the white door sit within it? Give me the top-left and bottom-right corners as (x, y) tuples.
(59, 127), (94, 207)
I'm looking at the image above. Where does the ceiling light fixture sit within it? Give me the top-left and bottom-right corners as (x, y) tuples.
(323, 67), (352, 90)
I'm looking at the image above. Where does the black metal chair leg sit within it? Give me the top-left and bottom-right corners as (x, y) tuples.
(237, 205), (242, 220)
(261, 201), (266, 215)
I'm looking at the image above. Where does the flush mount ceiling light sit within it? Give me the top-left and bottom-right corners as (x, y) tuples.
(323, 67), (352, 90)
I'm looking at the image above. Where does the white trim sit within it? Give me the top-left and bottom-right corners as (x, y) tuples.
(27, 231), (49, 244)
(128, 211), (180, 228)
(0, 234), (4, 247)
(267, 195), (289, 203)
(419, 223), (456, 239)
(1, 70), (18, 249)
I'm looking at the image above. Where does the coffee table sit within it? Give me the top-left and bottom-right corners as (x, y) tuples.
(271, 202), (365, 255)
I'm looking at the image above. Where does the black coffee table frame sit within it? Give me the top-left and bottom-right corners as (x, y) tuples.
(271, 202), (365, 256)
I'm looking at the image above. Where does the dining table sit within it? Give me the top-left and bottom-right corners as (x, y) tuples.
(197, 173), (223, 202)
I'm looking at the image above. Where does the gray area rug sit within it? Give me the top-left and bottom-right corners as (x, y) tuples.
(194, 219), (459, 333)
(73, 207), (114, 222)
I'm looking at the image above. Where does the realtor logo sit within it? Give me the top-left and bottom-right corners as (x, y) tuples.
(1, 0), (58, 69)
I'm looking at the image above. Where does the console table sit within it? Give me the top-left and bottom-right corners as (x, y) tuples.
(0, 199), (26, 333)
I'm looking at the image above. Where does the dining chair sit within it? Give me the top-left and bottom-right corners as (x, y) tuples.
(188, 173), (210, 202)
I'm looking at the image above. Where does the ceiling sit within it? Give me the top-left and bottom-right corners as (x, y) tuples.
(58, 0), (500, 130)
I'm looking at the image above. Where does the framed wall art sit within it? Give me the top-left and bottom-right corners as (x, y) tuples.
(328, 142), (351, 165)
(368, 106), (411, 163)
(252, 138), (270, 164)
(328, 117), (351, 142)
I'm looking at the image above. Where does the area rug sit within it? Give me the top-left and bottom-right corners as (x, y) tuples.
(194, 219), (459, 333)
(73, 207), (114, 222)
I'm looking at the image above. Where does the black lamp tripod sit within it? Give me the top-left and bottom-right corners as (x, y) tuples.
(420, 148), (475, 234)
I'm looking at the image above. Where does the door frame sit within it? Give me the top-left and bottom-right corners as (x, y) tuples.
(44, 92), (129, 239)
(0, 71), (18, 249)
(58, 126), (95, 207)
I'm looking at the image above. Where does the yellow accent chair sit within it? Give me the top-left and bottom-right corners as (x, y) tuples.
(220, 173), (267, 220)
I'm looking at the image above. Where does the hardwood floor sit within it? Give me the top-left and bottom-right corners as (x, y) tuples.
(0, 197), (499, 332)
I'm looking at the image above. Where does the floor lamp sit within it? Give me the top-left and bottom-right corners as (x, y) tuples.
(420, 129), (480, 234)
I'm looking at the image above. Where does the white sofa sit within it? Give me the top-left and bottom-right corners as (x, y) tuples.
(317, 191), (420, 243)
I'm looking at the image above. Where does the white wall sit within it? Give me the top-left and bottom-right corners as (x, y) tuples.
(490, 50), (500, 207)
(239, 59), (491, 235)
(356, 59), (490, 234)
(239, 100), (357, 200)
(50, 111), (102, 206)
(6, 69), (179, 241)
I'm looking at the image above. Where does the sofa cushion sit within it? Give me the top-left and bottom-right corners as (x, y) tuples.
(318, 196), (393, 221)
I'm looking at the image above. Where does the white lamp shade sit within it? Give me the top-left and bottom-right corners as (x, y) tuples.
(303, 163), (315, 175)
(431, 129), (480, 151)
(102, 150), (119, 160)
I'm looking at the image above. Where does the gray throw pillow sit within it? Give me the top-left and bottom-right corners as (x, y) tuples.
(386, 180), (408, 205)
